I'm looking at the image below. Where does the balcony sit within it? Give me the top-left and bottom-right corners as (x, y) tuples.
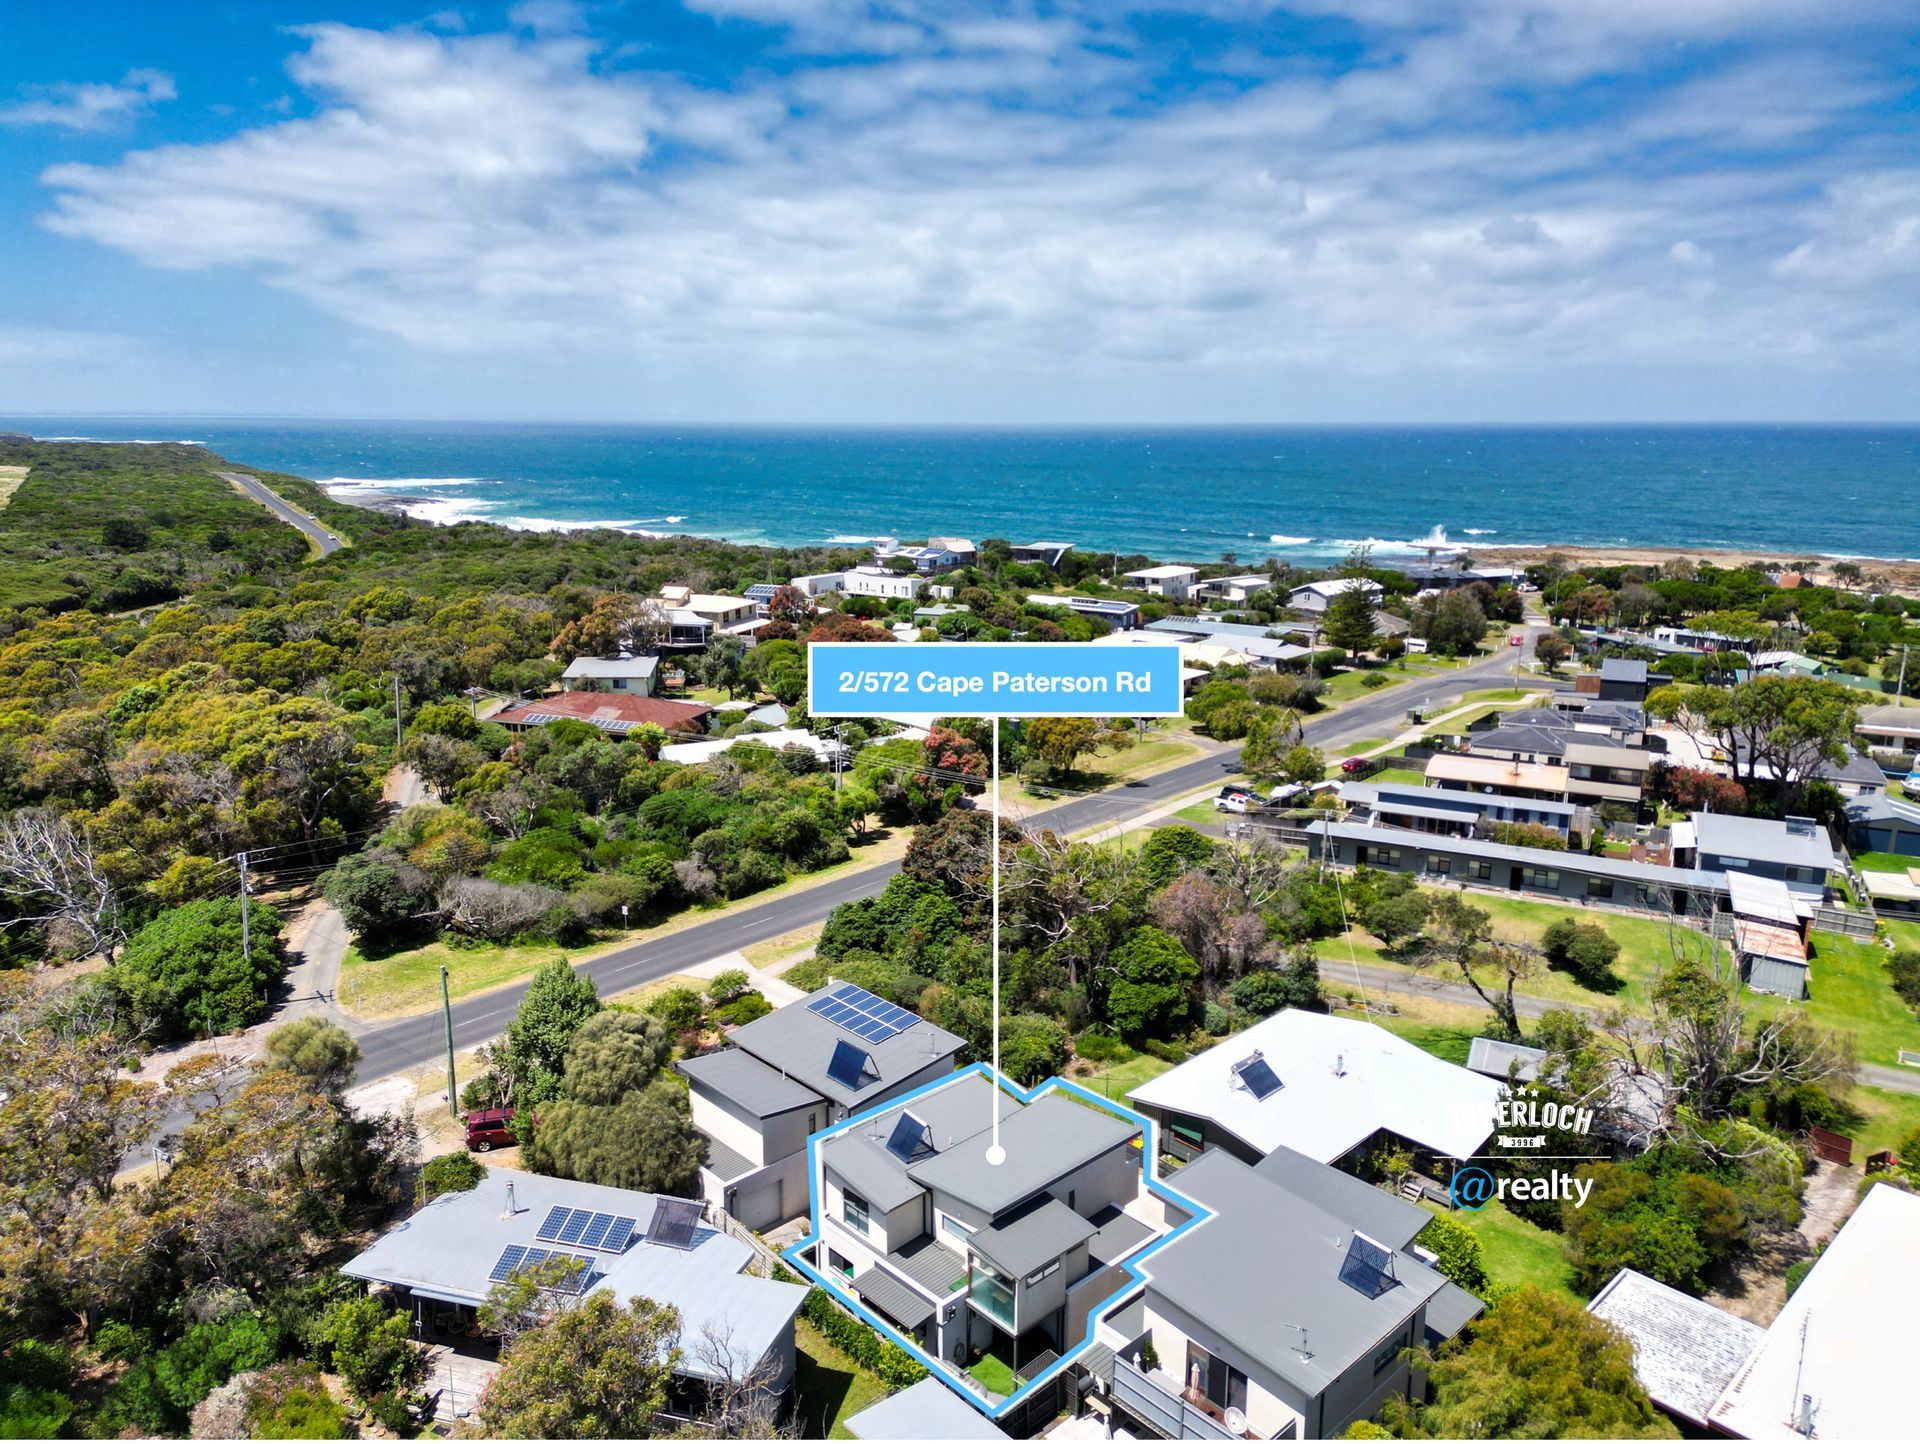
(968, 1269), (1015, 1330)
(1111, 1354), (1248, 1441)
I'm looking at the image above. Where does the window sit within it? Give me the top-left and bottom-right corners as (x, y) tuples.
(1586, 877), (1612, 899)
(1373, 1330), (1408, 1375)
(1465, 860), (1494, 881)
(1023, 1260), (1061, 1286)
(941, 1214), (974, 1243)
(842, 1191), (870, 1237)
(1427, 855), (1453, 875)
(969, 1260), (1015, 1329)
(1519, 867), (1560, 890)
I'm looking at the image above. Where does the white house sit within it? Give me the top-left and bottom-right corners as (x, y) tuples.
(789, 572), (845, 598)
(1196, 574), (1277, 603)
(1288, 578), (1385, 615)
(1122, 565), (1201, 601)
(1126, 1008), (1500, 1170)
(842, 565), (927, 601)
(1010, 542), (1075, 568)
(561, 654), (659, 696)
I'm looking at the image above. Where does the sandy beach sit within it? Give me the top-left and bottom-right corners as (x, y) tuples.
(1470, 543), (1920, 592)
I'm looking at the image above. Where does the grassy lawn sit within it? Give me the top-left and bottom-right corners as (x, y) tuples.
(1368, 766), (1427, 787)
(340, 832), (910, 1017)
(1321, 666), (1408, 706)
(967, 1348), (1017, 1397)
(741, 923), (824, 969)
(1744, 931), (1920, 1070)
(1422, 1199), (1577, 1299)
(1851, 852), (1918, 874)
(1844, 1084), (1920, 1158)
(1009, 735), (1205, 808)
(1173, 797), (1227, 827)
(1071, 1050), (1172, 1105)
(1337, 737), (1390, 756)
(792, 1317), (889, 1440)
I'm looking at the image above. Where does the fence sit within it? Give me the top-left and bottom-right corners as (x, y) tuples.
(1810, 905), (1877, 939)
(703, 1203), (785, 1278)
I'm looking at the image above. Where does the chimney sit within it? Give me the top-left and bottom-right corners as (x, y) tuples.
(1334, 1052), (1346, 1077)
(502, 1179), (518, 1218)
(1797, 1395), (1813, 1437)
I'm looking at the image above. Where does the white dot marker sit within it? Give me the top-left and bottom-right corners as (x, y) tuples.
(985, 1144), (1007, 1167)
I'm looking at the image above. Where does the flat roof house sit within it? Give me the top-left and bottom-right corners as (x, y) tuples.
(1287, 578), (1384, 615)
(676, 982), (964, 1231)
(1025, 594), (1142, 630)
(806, 1072), (1163, 1406)
(1010, 542), (1076, 568)
(1127, 1008), (1500, 1173)
(1597, 656), (1652, 703)
(1670, 812), (1840, 900)
(659, 587), (762, 634)
(842, 565), (927, 601)
(789, 571), (846, 597)
(561, 653), (660, 696)
(1098, 1147), (1479, 1440)
(491, 691), (714, 737)
(1854, 702), (1920, 751)
(1123, 565), (1202, 601)
(1339, 779), (1587, 840)
(1424, 751), (1571, 802)
(1195, 574), (1276, 604)
(340, 1169), (807, 1409)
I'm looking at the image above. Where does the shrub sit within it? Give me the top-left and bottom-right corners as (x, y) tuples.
(243, 1363), (350, 1440)
(0, 1341), (77, 1440)
(1887, 949), (1920, 1011)
(707, 967), (752, 1004)
(714, 993), (772, 1026)
(645, 985), (704, 1032)
(1230, 952), (1323, 1015)
(312, 1295), (425, 1402)
(109, 1314), (281, 1433)
(112, 896), (284, 1039)
(1074, 1028), (1130, 1064)
(1416, 1212), (1488, 1294)
(1360, 671), (1392, 689)
(799, 1290), (927, 1392)
(420, 1150), (487, 1201)
(1540, 918), (1622, 988)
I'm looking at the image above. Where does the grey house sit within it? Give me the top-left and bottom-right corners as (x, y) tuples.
(1305, 819), (1727, 914)
(1672, 813), (1839, 900)
(1339, 779), (1587, 841)
(1597, 657), (1651, 704)
(1096, 1148), (1480, 1440)
(677, 982), (964, 1230)
(1845, 792), (1920, 859)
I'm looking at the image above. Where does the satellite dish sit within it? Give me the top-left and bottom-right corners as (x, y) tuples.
(1225, 1407), (1248, 1435)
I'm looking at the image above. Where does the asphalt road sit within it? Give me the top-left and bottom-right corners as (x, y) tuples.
(351, 637), (1542, 1084)
(218, 469), (347, 557)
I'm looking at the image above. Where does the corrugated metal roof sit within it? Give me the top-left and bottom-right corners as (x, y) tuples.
(852, 1265), (937, 1329)
(677, 1048), (820, 1118)
(1588, 1269), (1763, 1428)
(1465, 1036), (1546, 1083)
(967, 1198), (1098, 1279)
(1425, 1280), (1486, 1341)
(845, 1376), (1006, 1440)
(1743, 955), (1810, 1000)
(728, 982), (965, 1108)
(907, 1093), (1139, 1216)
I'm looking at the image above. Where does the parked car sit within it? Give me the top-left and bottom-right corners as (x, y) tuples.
(1339, 756), (1370, 774)
(1215, 793), (1249, 813)
(464, 1106), (520, 1152)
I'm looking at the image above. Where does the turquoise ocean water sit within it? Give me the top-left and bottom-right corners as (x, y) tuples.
(6, 419), (1917, 564)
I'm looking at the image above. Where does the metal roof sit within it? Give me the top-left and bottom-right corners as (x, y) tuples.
(562, 654), (661, 679)
(1600, 657), (1650, 684)
(340, 1170), (804, 1382)
(1743, 955), (1810, 999)
(1424, 752), (1570, 792)
(1250, 1145), (1430, 1251)
(967, 1198), (1098, 1279)
(677, 1048), (820, 1118)
(853, 1265), (937, 1330)
(1308, 819), (1728, 894)
(1346, 779), (1579, 821)
(1689, 812), (1839, 872)
(1144, 1150), (1446, 1396)
(1425, 1281), (1486, 1342)
(1084, 1205), (1156, 1269)
(907, 1093), (1140, 1216)
(701, 1135), (756, 1184)
(1588, 1269), (1763, 1429)
(845, 1375), (1006, 1440)
(1465, 1036), (1546, 1083)
(820, 1073), (1021, 1213)
(728, 982), (965, 1109)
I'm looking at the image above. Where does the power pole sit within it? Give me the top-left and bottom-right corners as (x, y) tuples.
(1899, 644), (1909, 699)
(441, 964), (458, 1118)
(237, 851), (251, 962)
(393, 672), (405, 753)
(830, 723), (848, 791)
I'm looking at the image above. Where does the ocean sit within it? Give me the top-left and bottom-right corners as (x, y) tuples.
(6, 418), (1918, 564)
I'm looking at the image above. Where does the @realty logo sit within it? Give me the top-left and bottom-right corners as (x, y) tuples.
(1451, 1087), (1602, 1211)
(1451, 1167), (1497, 1211)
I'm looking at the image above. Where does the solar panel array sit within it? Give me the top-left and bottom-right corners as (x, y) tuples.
(885, 1112), (936, 1164)
(646, 1197), (705, 1251)
(826, 1038), (876, 1091)
(534, 1205), (638, 1254)
(517, 713), (649, 734)
(1337, 1231), (1399, 1299)
(1232, 1052), (1283, 1101)
(487, 1244), (596, 1293)
(807, 982), (919, 1044)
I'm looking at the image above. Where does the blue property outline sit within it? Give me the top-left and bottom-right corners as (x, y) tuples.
(784, 1062), (1213, 1422)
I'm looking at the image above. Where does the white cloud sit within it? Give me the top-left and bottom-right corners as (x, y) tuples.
(1, 69), (175, 132)
(23, 4), (1920, 415)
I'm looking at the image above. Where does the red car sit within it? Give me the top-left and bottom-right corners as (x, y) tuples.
(1340, 756), (1369, 774)
(464, 1107), (520, 1152)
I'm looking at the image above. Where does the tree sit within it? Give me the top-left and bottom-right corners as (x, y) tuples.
(472, 1292), (681, 1440)
(313, 1294), (426, 1402)
(1102, 927), (1199, 1041)
(1646, 675), (1858, 810)
(698, 633), (750, 698)
(557, 1011), (671, 1105)
(1274, 744), (1327, 786)
(1229, 947), (1322, 1014)
(1361, 889), (1430, 947)
(259, 1017), (362, 1094)
(113, 896), (283, 1040)
(0, 809), (124, 961)
(1137, 825), (1215, 888)
(1425, 589), (1489, 656)
(322, 847), (435, 941)
(1025, 716), (1100, 777)
(1417, 892), (1533, 1040)
(1239, 706), (1303, 780)
(524, 1081), (706, 1195)
(1405, 1286), (1677, 1439)
(1534, 632), (1573, 672)
(1540, 917), (1622, 989)
(1323, 584), (1379, 659)
(503, 958), (602, 1107)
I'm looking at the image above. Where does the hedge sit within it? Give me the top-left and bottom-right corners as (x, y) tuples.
(797, 1287), (928, 1391)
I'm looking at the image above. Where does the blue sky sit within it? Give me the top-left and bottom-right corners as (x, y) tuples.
(2, 0), (1916, 423)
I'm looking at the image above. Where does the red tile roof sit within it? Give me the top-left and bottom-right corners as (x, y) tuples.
(492, 691), (714, 734)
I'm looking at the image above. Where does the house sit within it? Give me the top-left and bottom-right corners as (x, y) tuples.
(845, 1376), (1006, 1439)
(1126, 1008), (1500, 1174)
(789, 571), (846, 598)
(803, 1070), (1166, 1406)
(927, 537), (979, 566)
(1670, 812), (1840, 899)
(1854, 702), (1920, 752)
(1597, 657), (1652, 704)
(1586, 1270), (1765, 1432)
(1026, 594), (1141, 631)
(1305, 818), (1728, 914)
(490, 691), (714, 737)
(1287, 578), (1384, 615)
(676, 982), (964, 1230)
(1098, 1146), (1479, 1440)
(659, 727), (846, 769)
(1845, 791), (1920, 859)
(1424, 751), (1571, 802)
(1464, 721), (1652, 810)
(1723, 873), (1812, 1001)
(1123, 565), (1202, 601)
(659, 587), (761, 634)
(561, 654), (659, 696)
(340, 1169), (807, 1408)
(1860, 865), (1920, 916)
(1339, 779), (1588, 841)
(842, 565), (927, 601)
(1595, 1185), (1920, 1441)
(1010, 542), (1075, 568)
(664, 609), (715, 649)
(895, 544), (967, 575)
(1195, 574), (1276, 604)
(1146, 615), (1319, 645)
